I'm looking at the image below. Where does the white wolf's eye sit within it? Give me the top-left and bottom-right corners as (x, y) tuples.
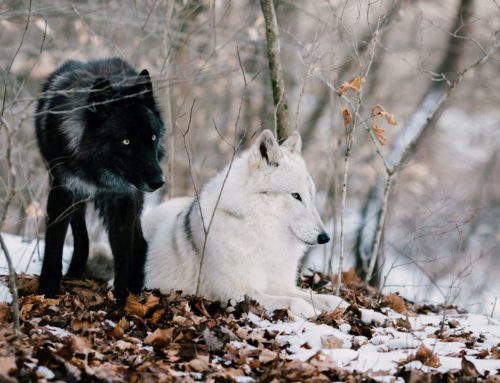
(122, 138), (130, 145)
(291, 193), (302, 202)
(152, 134), (157, 141)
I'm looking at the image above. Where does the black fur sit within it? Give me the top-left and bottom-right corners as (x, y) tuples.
(35, 58), (165, 304)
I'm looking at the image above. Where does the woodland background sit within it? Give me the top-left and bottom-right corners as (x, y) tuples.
(1, 0), (499, 317)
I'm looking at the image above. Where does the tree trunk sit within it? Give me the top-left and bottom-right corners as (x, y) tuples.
(260, 0), (289, 142)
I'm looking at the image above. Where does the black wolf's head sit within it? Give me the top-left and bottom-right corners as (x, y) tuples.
(82, 69), (165, 192)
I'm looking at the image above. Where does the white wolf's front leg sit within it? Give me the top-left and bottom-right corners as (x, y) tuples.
(250, 291), (317, 319)
(289, 289), (349, 313)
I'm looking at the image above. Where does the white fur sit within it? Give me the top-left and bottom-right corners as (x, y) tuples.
(143, 130), (349, 318)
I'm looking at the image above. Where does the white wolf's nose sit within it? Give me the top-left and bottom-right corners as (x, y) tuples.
(317, 232), (330, 244)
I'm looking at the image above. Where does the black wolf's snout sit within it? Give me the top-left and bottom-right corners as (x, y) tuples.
(146, 174), (165, 191)
(317, 232), (330, 244)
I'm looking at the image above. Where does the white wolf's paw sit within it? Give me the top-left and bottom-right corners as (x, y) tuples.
(360, 308), (391, 327)
(309, 294), (349, 313)
(289, 299), (317, 319)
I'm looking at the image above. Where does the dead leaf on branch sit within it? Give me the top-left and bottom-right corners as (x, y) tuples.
(339, 76), (366, 94)
(341, 106), (353, 126)
(370, 104), (397, 145)
(371, 104), (397, 125)
(371, 121), (386, 146)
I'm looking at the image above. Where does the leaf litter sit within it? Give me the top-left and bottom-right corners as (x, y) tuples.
(0, 270), (499, 382)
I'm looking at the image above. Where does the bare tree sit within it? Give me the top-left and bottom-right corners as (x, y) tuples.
(354, 0), (500, 284)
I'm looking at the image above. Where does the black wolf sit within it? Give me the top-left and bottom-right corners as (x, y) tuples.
(35, 58), (165, 303)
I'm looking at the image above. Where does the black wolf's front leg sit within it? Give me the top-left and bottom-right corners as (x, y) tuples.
(65, 203), (89, 278)
(128, 219), (147, 294)
(105, 194), (137, 304)
(38, 185), (75, 296)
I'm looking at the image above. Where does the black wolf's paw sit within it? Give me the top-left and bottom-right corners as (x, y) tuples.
(37, 278), (60, 298)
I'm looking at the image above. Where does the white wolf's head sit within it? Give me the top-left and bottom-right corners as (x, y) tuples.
(247, 130), (329, 246)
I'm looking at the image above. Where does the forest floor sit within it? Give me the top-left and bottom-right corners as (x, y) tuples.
(0, 235), (500, 382)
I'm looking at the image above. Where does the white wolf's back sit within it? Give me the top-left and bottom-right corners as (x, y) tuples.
(142, 197), (192, 242)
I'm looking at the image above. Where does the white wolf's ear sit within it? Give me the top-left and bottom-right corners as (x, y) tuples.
(281, 131), (302, 155)
(249, 129), (281, 169)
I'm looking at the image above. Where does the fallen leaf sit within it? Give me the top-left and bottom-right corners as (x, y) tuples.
(383, 293), (406, 313)
(188, 356), (209, 372)
(144, 327), (174, 347)
(414, 344), (440, 368)
(320, 335), (344, 349)
(259, 348), (277, 364)
(461, 357), (479, 377)
(125, 293), (159, 317)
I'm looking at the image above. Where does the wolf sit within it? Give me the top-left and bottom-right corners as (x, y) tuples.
(141, 130), (349, 317)
(35, 58), (165, 303)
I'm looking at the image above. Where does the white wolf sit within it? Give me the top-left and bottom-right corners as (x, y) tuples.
(142, 130), (348, 318)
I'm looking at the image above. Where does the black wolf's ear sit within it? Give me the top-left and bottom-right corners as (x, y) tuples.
(249, 129), (282, 169)
(281, 131), (302, 155)
(87, 78), (115, 115)
(130, 69), (153, 98)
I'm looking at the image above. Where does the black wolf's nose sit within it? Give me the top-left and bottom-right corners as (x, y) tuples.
(148, 176), (165, 191)
(317, 232), (330, 244)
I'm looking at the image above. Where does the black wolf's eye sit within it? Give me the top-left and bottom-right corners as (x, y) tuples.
(122, 138), (130, 146)
(291, 193), (302, 202)
(152, 134), (157, 141)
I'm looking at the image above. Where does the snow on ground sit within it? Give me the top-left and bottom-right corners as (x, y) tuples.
(0, 233), (73, 302)
(246, 310), (500, 379)
(2, 233), (500, 378)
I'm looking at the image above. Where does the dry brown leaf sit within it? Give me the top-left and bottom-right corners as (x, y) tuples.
(415, 344), (440, 368)
(371, 104), (397, 145)
(0, 356), (16, 375)
(396, 317), (412, 331)
(383, 293), (406, 314)
(144, 328), (174, 347)
(320, 335), (344, 349)
(125, 293), (159, 317)
(371, 121), (386, 145)
(150, 308), (165, 325)
(341, 106), (353, 126)
(339, 76), (366, 94)
(188, 356), (209, 372)
(491, 345), (500, 359)
(385, 112), (397, 126)
(372, 104), (385, 116)
(259, 349), (278, 364)
(461, 357), (479, 377)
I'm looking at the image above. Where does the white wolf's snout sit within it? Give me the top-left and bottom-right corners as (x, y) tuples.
(291, 204), (330, 246)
